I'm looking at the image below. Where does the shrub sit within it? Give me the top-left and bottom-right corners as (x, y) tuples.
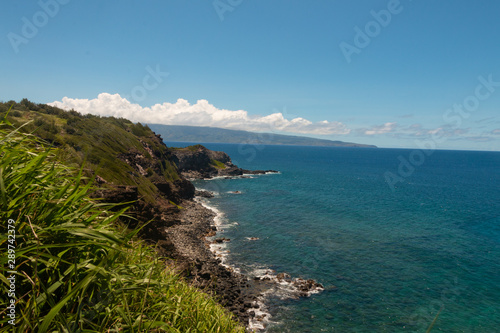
(63, 125), (76, 135)
(34, 117), (46, 127)
(131, 123), (150, 137)
(20, 98), (38, 111)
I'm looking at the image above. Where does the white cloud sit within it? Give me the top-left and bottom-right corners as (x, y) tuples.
(362, 122), (397, 135)
(356, 122), (476, 140)
(427, 127), (442, 136)
(49, 93), (350, 135)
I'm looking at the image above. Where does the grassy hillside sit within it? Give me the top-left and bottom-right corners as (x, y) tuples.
(0, 104), (245, 332)
(0, 99), (179, 205)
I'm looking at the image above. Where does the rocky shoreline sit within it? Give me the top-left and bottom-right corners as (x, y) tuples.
(162, 199), (262, 324)
(159, 147), (324, 329)
(194, 186), (329, 327)
(95, 143), (323, 329)
(164, 191), (324, 329)
(8, 105), (321, 330)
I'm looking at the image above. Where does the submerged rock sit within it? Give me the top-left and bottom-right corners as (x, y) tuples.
(254, 270), (324, 298)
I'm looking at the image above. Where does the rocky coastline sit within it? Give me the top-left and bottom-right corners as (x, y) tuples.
(167, 189), (324, 329)
(170, 144), (278, 179)
(168, 145), (323, 328)
(5, 104), (322, 330)
(95, 143), (322, 329)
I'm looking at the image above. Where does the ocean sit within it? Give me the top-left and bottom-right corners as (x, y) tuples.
(167, 142), (500, 332)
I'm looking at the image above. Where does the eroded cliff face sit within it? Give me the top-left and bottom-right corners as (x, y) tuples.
(87, 131), (196, 232)
(89, 138), (257, 324)
(170, 144), (277, 179)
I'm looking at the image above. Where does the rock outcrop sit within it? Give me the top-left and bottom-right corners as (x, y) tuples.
(90, 139), (262, 324)
(171, 145), (278, 179)
(91, 139), (316, 327)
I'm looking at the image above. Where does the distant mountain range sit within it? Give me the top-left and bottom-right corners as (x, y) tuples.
(147, 124), (377, 148)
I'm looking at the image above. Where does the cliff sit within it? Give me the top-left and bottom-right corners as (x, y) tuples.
(1, 100), (256, 323)
(1, 100), (323, 329)
(0, 105), (247, 332)
(171, 144), (277, 179)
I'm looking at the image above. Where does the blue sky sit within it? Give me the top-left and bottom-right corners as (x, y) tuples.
(1, 0), (500, 150)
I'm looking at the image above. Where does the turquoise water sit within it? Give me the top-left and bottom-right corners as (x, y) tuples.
(170, 142), (500, 332)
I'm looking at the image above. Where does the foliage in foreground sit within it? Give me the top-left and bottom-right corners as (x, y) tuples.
(0, 114), (245, 332)
(0, 99), (180, 204)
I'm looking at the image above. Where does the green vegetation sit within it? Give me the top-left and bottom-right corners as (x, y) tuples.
(186, 144), (205, 152)
(210, 159), (227, 170)
(0, 110), (245, 332)
(0, 100), (180, 204)
(171, 144), (205, 152)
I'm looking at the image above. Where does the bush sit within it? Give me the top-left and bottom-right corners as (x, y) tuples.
(131, 123), (150, 137)
(34, 117), (46, 127)
(63, 125), (76, 135)
(20, 98), (39, 111)
(66, 117), (81, 127)
(187, 144), (205, 152)
(65, 136), (81, 151)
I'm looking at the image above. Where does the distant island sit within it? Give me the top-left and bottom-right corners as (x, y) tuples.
(148, 124), (377, 148)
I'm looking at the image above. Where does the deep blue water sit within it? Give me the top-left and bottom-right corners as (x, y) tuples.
(168, 142), (500, 332)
